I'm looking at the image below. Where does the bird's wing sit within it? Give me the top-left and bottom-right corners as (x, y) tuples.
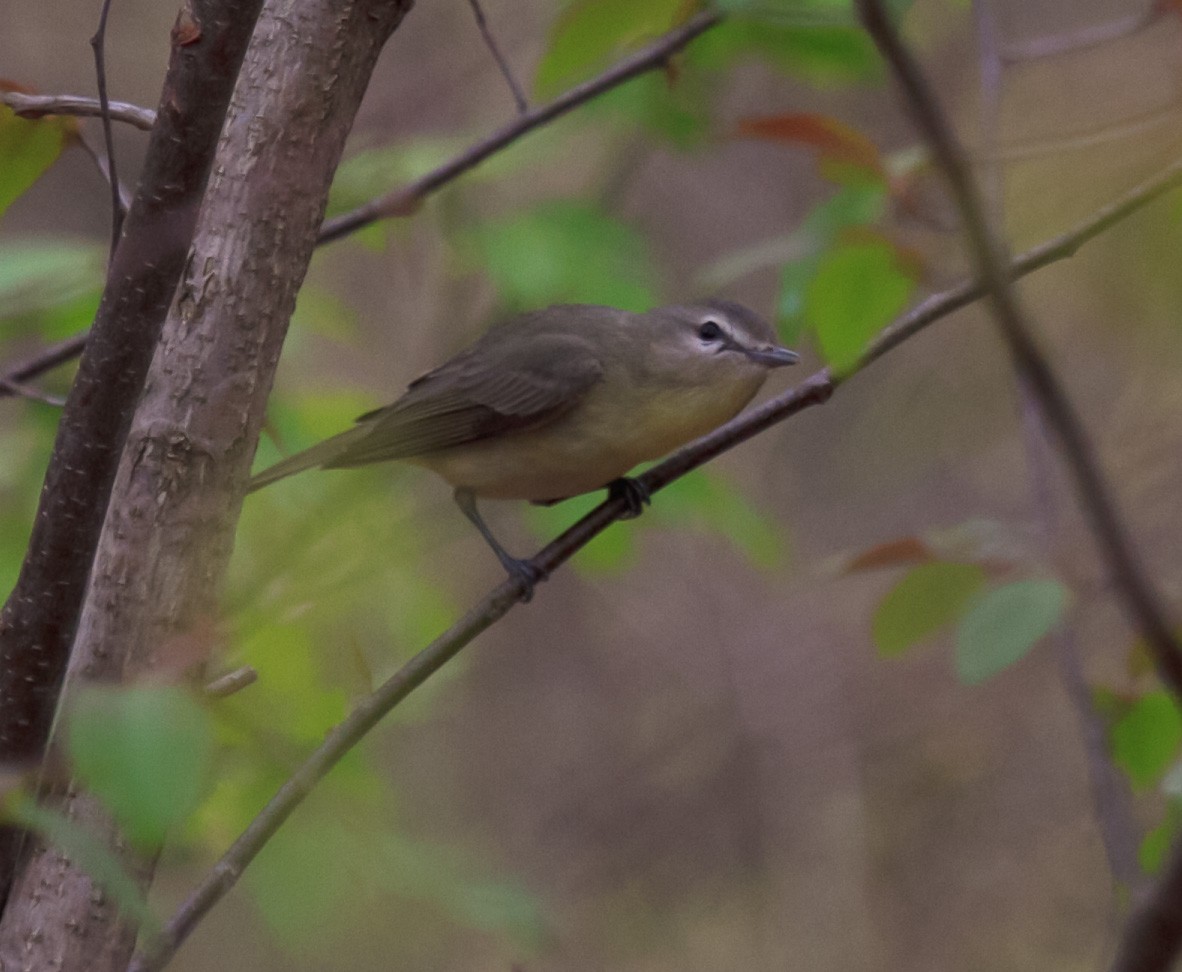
(325, 334), (605, 467)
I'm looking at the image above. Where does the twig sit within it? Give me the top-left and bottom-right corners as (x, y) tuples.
(317, 8), (722, 243)
(90, 0), (125, 256)
(1110, 836), (1182, 972)
(128, 155), (1182, 970)
(73, 126), (136, 213)
(1000, 8), (1162, 63)
(975, 0), (1141, 895)
(1, 91), (157, 131)
(856, 0), (1182, 695)
(203, 667), (258, 699)
(465, 0), (528, 114)
(0, 378), (65, 408)
(0, 335), (89, 401)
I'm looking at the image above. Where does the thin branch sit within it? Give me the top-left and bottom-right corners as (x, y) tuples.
(0, 378), (65, 408)
(1111, 837), (1182, 972)
(466, 0), (528, 114)
(975, 0), (1141, 894)
(73, 126), (136, 213)
(0, 335), (88, 401)
(1000, 8), (1162, 63)
(203, 667), (258, 699)
(1, 91), (157, 131)
(317, 8), (722, 243)
(129, 158), (1182, 970)
(89, 0), (125, 255)
(856, 0), (1182, 695)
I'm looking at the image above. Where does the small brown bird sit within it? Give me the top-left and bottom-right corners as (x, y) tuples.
(250, 300), (798, 593)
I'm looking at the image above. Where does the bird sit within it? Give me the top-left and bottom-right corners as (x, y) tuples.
(249, 300), (799, 596)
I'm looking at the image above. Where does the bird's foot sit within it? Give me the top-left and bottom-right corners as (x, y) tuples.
(609, 477), (651, 520)
(498, 554), (546, 603)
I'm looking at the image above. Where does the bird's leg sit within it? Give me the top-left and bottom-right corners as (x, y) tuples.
(453, 487), (544, 600)
(608, 477), (651, 520)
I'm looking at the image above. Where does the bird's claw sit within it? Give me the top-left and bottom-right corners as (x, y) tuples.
(609, 477), (651, 520)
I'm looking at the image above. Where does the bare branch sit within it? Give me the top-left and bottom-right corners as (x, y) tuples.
(0, 334), (87, 401)
(204, 667), (258, 699)
(855, 0), (1182, 695)
(466, 0), (528, 114)
(0, 378), (65, 408)
(89, 0), (125, 254)
(131, 153), (1182, 971)
(1, 91), (156, 130)
(318, 9), (722, 243)
(1111, 837), (1182, 972)
(974, 0), (1141, 892)
(72, 127), (135, 212)
(1000, 8), (1162, 63)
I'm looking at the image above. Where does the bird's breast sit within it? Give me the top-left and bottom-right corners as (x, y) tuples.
(413, 370), (767, 502)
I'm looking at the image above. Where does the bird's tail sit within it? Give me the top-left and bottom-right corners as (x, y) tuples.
(247, 425), (369, 493)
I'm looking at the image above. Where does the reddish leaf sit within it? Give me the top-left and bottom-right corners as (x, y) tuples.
(736, 113), (882, 177)
(843, 537), (934, 573)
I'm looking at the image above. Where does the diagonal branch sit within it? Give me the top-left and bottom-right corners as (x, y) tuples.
(855, 0), (1182, 696)
(89, 0), (125, 254)
(317, 8), (721, 242)
(130, 154), (1182, 970)
(466, 0), (528, 114)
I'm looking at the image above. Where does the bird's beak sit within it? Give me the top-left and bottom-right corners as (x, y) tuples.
(742, 344), (800, 368)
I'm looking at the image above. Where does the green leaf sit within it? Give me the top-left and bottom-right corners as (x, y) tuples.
(776, 183), (888, 339)
(1111, 693), (1182, 791)
(0, 103), (68, 219)
(656, 469), (788, 569)
(805, 238), (914, 374)
(690, 20), (880, 87)
(872, 562), (987, 658)
(526, 491), (637, 573)
(67, 685), (216, 850)
(1139, 816), (1174, 875)
(535, 0), (691, 98)
(6, 793), (157, 931)
(954, 579), (1069, 684)
(0, 239), (105, 320)
(461, 200), (657, 311)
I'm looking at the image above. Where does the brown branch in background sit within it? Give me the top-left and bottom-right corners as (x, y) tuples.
(0, 334), (87, 402)
(129, 152), (1182, 970)
(1000, 8), (1162, 63)
(73, 127), (135, 213)
(0, 378), (65, 408)
(89, 0), (125, 254)
(856, 0), (1182, 693)
(1, 91), (157, 130)
(858, 1), (1182, 967)
(318, 8), (721, 242)
(466, 0), (528, 114)
(1111, 836), (1182, 972)
(974, 0), (1142, 895)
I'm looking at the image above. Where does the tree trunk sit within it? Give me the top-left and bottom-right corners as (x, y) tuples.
(0, 0), (413, 968)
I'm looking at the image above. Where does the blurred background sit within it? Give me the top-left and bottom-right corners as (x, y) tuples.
(3, 0), (1182, 969)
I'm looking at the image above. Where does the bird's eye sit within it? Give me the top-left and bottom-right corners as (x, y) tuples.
(698, 320), (723, 342)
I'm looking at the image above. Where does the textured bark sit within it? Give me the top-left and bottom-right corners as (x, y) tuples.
(0, 0), (263, 893)
(0, 0), (413, 968)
